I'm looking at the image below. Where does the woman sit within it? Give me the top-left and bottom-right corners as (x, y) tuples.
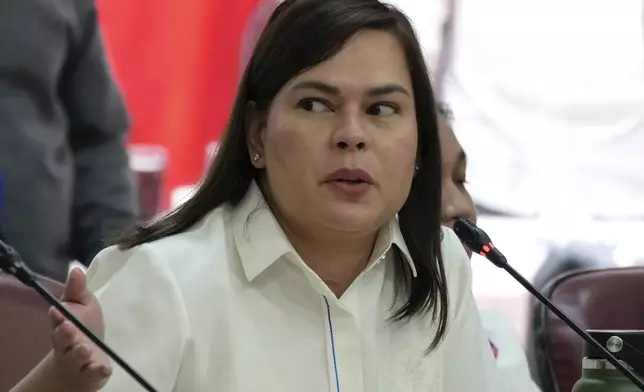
(437, 103), (540, 392)
(12, 0), (506, 391)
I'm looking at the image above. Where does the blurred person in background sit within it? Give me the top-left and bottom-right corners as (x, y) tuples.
(0, 0), (138, 282)
(392, 0), (644, 282)
(438, 102), (540, 392)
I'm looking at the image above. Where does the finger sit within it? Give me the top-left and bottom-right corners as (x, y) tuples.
(61, 268), (92, 305)
(56, 344), (94, 379)
(70, 343), (93, 367)
(59, 343), (92, 371)
(83, 360), (113, 379)
(51, 320), (79, 356)
(48, 306), (66, 329)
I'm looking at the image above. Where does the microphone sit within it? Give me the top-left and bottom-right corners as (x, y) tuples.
(453, 218), (644, 391)
(0, 240), (158, 392)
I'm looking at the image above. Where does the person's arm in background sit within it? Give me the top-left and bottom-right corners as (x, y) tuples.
(61, 0), (139, 266)
(385, 0), (454, 92)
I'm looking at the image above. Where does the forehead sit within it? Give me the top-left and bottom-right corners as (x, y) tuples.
(285, 29), (412, 93)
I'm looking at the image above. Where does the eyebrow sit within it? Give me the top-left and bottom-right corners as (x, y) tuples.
(291, 80), (411, 97)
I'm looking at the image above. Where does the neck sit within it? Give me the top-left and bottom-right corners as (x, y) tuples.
(284, 226), (378, 298)
(259, 180), (379, 297)
(260, 179), (378, 298)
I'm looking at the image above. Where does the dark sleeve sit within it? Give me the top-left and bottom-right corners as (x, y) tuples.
(60, 0), (139, 265)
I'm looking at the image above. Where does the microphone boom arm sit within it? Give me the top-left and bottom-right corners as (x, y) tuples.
(503, 262), (644, 390)
(454, 218), (644, 391)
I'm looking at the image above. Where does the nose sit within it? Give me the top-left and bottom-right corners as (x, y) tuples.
(441, 184), (476, 229)
(331, 114), (368, 151)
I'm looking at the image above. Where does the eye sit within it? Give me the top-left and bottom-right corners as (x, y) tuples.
(298, 98), (332, 113)
(366, 102), (399, 117)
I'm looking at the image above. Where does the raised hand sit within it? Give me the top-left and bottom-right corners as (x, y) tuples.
(48, 268), (111, 391)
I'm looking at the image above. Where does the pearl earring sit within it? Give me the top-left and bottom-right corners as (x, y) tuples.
(253, 153), (260, 161)
(415, 165), (419, 171)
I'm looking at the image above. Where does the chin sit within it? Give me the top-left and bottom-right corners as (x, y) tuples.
(323, 206), (384, 233)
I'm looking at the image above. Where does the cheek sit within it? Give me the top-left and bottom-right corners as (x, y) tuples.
(264, 116), (312, 172)
(267, 128), (299, 165)
(463, 191), (477, 223)
(262, 113), (328, 197)
(440, 178), (451, 207)
(377, 126), (417, 200)
(380, 128), (417, 177)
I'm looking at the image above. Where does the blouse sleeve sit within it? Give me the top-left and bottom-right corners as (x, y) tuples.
(85, 245), (190, 391)
(439, 227), (541, 392)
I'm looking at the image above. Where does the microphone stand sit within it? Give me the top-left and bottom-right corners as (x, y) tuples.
(454, 218), (644, 391)
(0, 243), (158, 392)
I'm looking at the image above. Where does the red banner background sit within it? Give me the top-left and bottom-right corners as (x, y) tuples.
(97, 0), (276, 207)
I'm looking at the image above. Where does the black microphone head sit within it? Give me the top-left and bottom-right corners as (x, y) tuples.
(453, 218), (475, 236)
(453, 218), (481, 251)
(0, 239), (20, 271)
(0, 239), (35, 284)
(453, 218), (507, 267)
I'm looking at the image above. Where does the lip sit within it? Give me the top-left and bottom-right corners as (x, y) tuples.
(324, 168), (374, 184)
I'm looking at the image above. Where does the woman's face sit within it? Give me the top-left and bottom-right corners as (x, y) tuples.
(247, 30), (417, 239)
(438, 115), (476, 256)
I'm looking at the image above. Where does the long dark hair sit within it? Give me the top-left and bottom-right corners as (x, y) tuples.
(118, 0), (448, 350)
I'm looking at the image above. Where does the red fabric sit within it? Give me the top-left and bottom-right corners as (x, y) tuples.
(96, 0), (271, 207)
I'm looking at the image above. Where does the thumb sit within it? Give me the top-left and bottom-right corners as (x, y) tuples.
(61, 267), (92, 305)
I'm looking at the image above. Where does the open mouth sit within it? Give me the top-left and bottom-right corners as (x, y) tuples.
(324, 168), (374, 189)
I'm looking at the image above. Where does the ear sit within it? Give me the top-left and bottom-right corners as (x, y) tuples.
(245, 101), (266, 168)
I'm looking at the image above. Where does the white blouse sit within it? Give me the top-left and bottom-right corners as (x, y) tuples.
(86, 182), (527, 391)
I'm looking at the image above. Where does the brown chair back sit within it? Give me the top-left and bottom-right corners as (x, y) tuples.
(0, 272), (64, 391)
(528, 267), (644, 392)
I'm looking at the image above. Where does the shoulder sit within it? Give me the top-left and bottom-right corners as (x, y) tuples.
(87, 205), (237, 298)
(2, 0), (96, 52)
(14, 0), (94, 24)
(83, 208), (237, 391)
